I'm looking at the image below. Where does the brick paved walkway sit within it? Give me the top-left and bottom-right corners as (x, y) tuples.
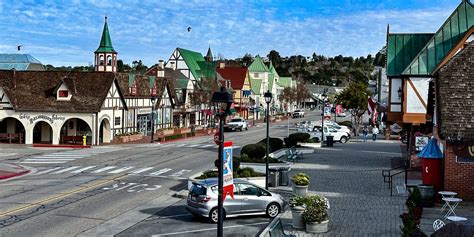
(271, 140), (406, 236)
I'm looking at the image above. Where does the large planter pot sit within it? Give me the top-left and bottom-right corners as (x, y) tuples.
(158, 129), (174, 136)
(291, 206), (305, 229)
(293, 184), (308, 197)
(306, 220), (329, 233)
(118, 136), (129, 143)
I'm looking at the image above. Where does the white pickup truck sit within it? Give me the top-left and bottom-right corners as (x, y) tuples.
(309, 125), (350, 143)
(224, 118), (248, 132)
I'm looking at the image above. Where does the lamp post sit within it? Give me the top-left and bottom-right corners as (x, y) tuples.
(264, 90), (273, 189)
(321, 89), (327, 146)
(150, 97), (156, 143)
(211, 86), (233, 237)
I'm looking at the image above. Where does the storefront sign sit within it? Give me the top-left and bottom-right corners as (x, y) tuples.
(20, 113), (66, 124)
(222, 141), (234, 202)
(453, 142), (474, 163)
(415, 136), (429, 151)
(390, 123), (402, 133)
(138, 108), (152, 115)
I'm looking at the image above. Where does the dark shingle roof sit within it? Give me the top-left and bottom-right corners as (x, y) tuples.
(217, 67), (247, 90)
(0, 70), (120, 113)
(438, 41), (474, 140)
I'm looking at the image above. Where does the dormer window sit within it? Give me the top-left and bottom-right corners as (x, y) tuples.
(58, 90), (69, 97)
(99, 55), (104, 65)
(254, 73), (259, 78)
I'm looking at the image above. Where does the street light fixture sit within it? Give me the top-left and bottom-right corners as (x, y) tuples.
(321, 89), (328, 146)
(264, 90), (273, 189)
(150, 97), (156, 143)
(397, 86), (403, 100)
(211, 86), (233, 237)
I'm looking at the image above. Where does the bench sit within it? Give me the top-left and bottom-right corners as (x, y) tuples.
(285, 149), (297, 162)
(61, 135), (83, 144)
(290, 146), (303, 159)
(257, 217), (296, 237)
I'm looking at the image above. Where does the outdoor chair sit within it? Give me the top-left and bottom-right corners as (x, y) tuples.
(433, 219), (445, 231)
(290, 146), (303, 159)
(285, 149), (297, 163)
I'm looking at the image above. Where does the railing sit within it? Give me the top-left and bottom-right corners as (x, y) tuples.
(382, 157), (408, 196)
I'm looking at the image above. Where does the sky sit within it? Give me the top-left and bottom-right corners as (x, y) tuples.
(0, 0), (462, 67)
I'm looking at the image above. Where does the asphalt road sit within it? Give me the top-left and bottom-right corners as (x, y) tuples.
(0, 112), (328, 237)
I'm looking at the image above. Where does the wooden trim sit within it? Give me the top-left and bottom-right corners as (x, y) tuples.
(407, 78), (427, 110)
(434, 27), (474, 74)
(403, 113), (426, 124)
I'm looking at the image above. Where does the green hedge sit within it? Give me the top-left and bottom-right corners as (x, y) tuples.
(284, 132), (311, 147)
(240, 154), (283, 163)
(258, 137), (284, 153)
(196, 167), (264, 179)
(240, 143), (266, 161)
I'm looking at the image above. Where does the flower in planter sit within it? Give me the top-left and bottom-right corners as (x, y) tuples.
(302, 195), (329, 224)
(291, 173), (310, 186)
(289, 194), (306, 208)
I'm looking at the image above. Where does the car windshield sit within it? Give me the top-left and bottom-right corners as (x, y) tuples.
(230, 119), (241, 122)
(190, 184), (207, 196)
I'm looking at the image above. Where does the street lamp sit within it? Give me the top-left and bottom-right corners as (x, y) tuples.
(321, 89), (327, 146)
(264, 90), (273, 189)
(397, 86), (403, 100)
(211, 86), (233, 237)
(150, 97), (156, 143)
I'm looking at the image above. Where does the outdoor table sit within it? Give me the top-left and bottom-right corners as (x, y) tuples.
(439, 191), (457, 212)
(442, 197), (463, 218)
(447, 216), (468, 222)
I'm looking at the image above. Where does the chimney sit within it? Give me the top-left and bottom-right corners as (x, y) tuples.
(157, 60), (164, 77)
(219, 62), (225, 69)
(170, 61), (176, 70)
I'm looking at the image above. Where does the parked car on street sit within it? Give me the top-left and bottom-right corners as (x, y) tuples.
(292, 110), (305, 118)
(186, 178), (286, 223)
(324, 121), (352, 135)
(310, 125), (350, 143)
(224, 118), (248, 132)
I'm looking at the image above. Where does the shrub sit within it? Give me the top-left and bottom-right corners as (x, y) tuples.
(291, 173), (310, 186)
(196, 167), (264, 179)
(196, 170), (219, 179)
(302, 195), (329, 223)
(240, 143), (266, 161)
(406, 187), (423, 208)
(258, 137), (284, 152)
(233, 156), (241, 171)
(285, 133), (311, 147)
(289, 194), (306, 208)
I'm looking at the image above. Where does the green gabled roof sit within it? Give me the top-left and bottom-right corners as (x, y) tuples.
(174, 78), (190, 89)
(248, 55), (269, 73)
(387, 34), (434, 77)
(268, 73), (274, 91)
(276, 77), (292, 88)
(402, 0), (474, 76)
(268, 61), (279, 78)
(177, 48), (206, 80)
(95, 17), (116, 53)
(196, 61), (216, 79)
(250, 77), (262, 95)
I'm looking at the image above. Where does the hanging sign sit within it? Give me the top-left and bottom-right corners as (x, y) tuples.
(222, 141), (234, 202)
(415, 136), (429, 151)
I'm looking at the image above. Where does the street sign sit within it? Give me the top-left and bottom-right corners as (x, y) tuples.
(214, 132), (220, 145)
(222, 141), (234, 202)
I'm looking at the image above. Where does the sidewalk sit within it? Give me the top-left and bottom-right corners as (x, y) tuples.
(269, 139), (406, 236)
(0, 163), (30, 180)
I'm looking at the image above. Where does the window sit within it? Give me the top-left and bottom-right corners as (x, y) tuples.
(131, 87), (137, 95)
(99, 55), (104, 65)
(58, 90), (68, 97)
(253, 73), (259, 78)
(107, 55), (112, 66)
(238, 183), (259, 196)
(115, 117), (121, 126)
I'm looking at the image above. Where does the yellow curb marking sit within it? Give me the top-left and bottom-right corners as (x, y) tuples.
(0, 174), (127, 217)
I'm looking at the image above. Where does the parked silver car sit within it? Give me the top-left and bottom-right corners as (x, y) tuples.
(186, 178), (286, 223)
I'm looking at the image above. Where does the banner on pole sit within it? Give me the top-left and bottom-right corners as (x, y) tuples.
(222, 141), (234, 202)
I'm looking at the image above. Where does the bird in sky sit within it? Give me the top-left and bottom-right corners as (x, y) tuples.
(17, 45), (22, 51)
(187, 27), (192, 32)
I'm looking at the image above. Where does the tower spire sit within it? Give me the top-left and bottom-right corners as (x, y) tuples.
(205, 46), (213, 62)
(94, 16), (117, 72)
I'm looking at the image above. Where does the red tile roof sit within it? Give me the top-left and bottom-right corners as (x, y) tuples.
(217, 67), (247, 90)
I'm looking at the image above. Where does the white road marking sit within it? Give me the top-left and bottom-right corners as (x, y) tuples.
(152, 222), (269, 236)
(71, 166), (97, 173)
(149, 168), (172, 176)
(21, 161), (68, 164)
(0, 153), (18, 156)
(34, 167), (63, 175)
(129, 167), (154, 174)
(53, 166), (81, 174)
(176, 144), (186, 147)
(41, 154), (86, 157)
(169, 169), (192, 177)
(24, 158), (76, 161)
(108, 166), (135, 174)
(186, 144), (198, 148)
(201, 144), (213, 148)
(92, 166), (117, 173)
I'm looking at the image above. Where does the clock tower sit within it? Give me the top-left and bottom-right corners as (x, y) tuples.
(94, 16), (117, 72)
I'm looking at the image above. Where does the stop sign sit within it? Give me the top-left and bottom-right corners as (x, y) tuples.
(214, 132), (220, 145)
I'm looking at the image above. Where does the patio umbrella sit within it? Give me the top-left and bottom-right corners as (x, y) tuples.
(417, 137), (443, 158)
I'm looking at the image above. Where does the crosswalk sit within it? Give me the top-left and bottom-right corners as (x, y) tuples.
(153, 143), (240, 149)
(19, 147), (127, 164)
(0, 153), (18, 157)
(32, 165), (192, 179)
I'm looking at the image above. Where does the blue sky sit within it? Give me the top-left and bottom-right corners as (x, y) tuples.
(0, 0), (461, 67)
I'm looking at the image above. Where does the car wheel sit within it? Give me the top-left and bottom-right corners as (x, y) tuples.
(340, 136), (348, 143)
(209, 207), (225, 223)
(266, 203), (280, 218)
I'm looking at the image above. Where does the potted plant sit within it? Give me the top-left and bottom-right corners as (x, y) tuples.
(289, 194), (306, 230)
(406, 187), (423, 220)
(302, 195), (329, 233)
(291, 173), (310, 196)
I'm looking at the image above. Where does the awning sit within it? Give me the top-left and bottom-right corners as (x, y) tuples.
(242, 90), (252, 97)
(417, 138), (443, 159)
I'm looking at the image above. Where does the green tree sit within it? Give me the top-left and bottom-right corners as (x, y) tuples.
(335, 82), (371, 140)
